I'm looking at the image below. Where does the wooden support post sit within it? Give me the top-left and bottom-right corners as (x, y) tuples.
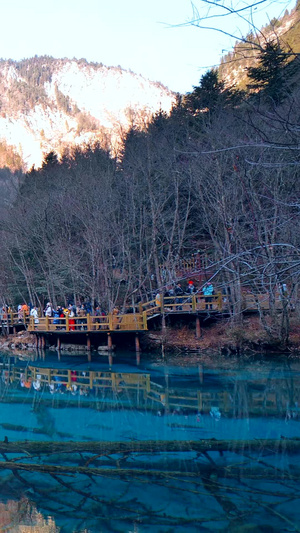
(198, 364), (204, 384)
(135, 333), (141, 365)
(87, 335), (91, 351)
(87, 335), (91, 362)
(164, 390), (169, 411)
(142, 310), (147, 330)
(108, 353), (113, 366)
(197, 390), (203, 412)
(136, 351), (140, 365)
(57, 337), (61, 351)
(35, 335), (39, 349)
(86, 314), (91, 331)
(41, 336), (46, 349)
(13, 326), (17, 335)
(89, 371), (94, 389)
(107, 333), (113, 350)
(192, 295), (196, 312)
(135, 334), (140, 353)
(196, 316), (201, 339)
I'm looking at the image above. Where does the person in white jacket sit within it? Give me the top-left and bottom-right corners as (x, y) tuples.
(30, 306), (39, 324)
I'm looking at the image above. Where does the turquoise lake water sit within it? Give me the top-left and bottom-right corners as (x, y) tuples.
(0, 349), (300, 532)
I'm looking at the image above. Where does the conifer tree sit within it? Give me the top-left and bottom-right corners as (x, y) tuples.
(183, 69), (243, 116)
(183, 69), (224, 114)
(247, 41), (289, 105)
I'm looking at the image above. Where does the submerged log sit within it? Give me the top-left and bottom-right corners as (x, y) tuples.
(0, 438), (299, 455)
(1, 423), (49, 435)
(0, 460), (298, 481)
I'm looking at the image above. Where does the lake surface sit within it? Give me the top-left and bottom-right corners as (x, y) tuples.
(0, 349), (300, 532)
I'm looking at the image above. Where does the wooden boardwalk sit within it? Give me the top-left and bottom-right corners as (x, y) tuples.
(1, 292), (283, 335)
(0, 292), (284, 353)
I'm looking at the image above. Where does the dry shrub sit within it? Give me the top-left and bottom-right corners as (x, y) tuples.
(0, 498), (59, 532)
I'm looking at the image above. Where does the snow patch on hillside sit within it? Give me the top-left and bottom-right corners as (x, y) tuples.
(0, 60), (176, 169)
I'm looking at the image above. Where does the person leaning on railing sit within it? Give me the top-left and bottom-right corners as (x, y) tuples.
(175, 283), (184, 310)
(30, 306), (39, 325)
(202, 282), (214, 310)
(186, 280), (196, 294)
(78, 305), (86, 329)
(186, 280), (196, 303)
(112, 307), (120, 329)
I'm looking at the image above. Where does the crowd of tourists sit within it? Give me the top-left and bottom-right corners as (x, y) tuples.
(163, 280), (214, 298)
(0, 279), (217, 325)
(156, 280), (215, 310)
(43, 302), (107, 320)
(0, 301), (108, 326)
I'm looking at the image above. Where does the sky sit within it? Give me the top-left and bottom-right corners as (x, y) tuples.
(1, 0), (296, 94)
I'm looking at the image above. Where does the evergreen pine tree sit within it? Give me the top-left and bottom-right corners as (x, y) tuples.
(183, 69), (243, 115)
(247, 41), (289, 105)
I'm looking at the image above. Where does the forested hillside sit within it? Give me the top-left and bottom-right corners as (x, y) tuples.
(0, 6), (300, 349)
(219, 1), (300, 89)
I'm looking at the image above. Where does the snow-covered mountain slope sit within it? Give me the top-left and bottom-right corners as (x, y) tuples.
(0, 57), (176, 169)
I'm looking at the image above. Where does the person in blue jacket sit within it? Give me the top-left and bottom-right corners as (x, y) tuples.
(202, 282), (214, 310)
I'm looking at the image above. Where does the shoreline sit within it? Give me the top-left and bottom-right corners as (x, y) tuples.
(0, 315), (299, 358)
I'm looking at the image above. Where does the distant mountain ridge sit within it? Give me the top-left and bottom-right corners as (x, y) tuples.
(2, 7), (300, 171)
(0, 57), (176, 170)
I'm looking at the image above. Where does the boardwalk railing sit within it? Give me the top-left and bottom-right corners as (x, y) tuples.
(6, 291), (286, 335)
(27, 311), (147, 333)
(0, 311), (29, 329)
(140, 293), (223, 316)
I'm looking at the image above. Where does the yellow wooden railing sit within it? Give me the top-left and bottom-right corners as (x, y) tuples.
(4, 291), (287, 334)
(0, 311), (30, 327)
(140, 293), (223, 315)
(27, 311), (147, 333)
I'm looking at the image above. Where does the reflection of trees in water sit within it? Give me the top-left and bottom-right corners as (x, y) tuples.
(232, 380), (249, 419)
(262, 362), (300, 421)
(1, 439), (300, 531)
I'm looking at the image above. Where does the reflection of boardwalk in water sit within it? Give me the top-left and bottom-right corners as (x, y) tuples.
(1, 358), (300, 419)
